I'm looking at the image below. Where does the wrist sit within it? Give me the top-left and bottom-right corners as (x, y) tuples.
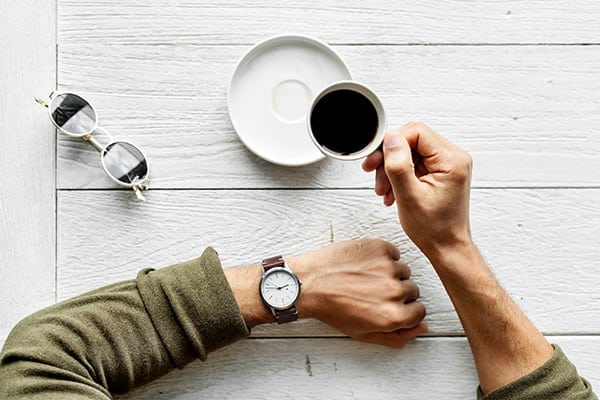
(224, 255), (316, 328)
(425, 238), (488, 279)
(285, 254), (318, 320)
(428, 240), (498, 297)
(223, 264), (274, 328)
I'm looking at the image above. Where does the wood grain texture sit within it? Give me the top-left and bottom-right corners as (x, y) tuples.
(56, 44), (600, 189)
(58, 1), (600, 45)
(0, 1), (56, 343)
(57, 189), (600, 336)
(115, 336), (599, 400)
(0, 2), (595, 398)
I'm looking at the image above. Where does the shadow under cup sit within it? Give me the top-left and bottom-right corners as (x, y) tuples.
(308, 81), (386, 160)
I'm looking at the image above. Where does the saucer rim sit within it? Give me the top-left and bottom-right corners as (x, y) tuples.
(227, 34), (352, 167)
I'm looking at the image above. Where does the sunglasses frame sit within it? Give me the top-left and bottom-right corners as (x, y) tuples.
(36, 91), (150, 201)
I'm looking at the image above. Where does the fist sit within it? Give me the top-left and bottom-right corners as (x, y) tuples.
(290, 238), (427, 348)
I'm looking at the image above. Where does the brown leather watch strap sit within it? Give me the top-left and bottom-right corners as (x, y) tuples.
(262, 255), (285, 271)
(275, 306), (298, 324)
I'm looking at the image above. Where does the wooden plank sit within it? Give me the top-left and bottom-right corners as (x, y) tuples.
(0, 1), (56, 342)
(58, 1), (600, 45)
(56, 44), (600, 189)
(57, 189), (600, 336)
(116, 336), (600, 399)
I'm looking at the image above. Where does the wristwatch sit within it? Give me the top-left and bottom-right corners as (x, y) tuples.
(259, 255), (302, 324)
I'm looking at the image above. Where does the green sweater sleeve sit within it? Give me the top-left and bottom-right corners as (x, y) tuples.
(477, 345), (597, 400)
(0, 247), (249, 399)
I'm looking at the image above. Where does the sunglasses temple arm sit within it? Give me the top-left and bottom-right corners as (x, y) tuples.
(35, 97), (49, 108)
(133, 185), (146, 202)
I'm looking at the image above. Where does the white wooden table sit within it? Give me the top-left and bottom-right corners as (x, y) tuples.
(2, 1), (599, 398)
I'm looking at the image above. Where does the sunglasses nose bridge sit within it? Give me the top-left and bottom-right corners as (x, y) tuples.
(84, 134), (105, 153)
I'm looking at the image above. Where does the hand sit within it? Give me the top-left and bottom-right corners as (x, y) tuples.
(290, 238), (427, 348)
(362, 122), (473, 260)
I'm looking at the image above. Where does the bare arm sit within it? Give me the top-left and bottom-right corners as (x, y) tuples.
(429, 242), (552, 393)
(364, 121), (593, 397)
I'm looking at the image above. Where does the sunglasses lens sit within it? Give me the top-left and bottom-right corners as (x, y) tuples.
(50, 93), (97, 135)
(102, 142), (148, 185)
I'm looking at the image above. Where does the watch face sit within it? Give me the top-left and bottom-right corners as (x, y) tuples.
(260, 268), (301, 310)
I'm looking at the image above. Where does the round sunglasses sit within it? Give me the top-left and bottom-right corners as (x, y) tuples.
(35, 92), (150, 201)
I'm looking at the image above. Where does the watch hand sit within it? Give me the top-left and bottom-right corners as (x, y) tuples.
(277, 284), (290, 290)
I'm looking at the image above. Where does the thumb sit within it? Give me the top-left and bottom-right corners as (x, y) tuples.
(382, 132), (420, 200)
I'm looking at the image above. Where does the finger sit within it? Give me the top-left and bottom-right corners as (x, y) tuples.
(398, 301), (427, 328)
(381, 240), (401, 260)
(395, 322), (428, 341)
(400, 280), (421, 303)
(368, 257), (407, 278)
(382, 132), (421, 203)
(375, 165), (391, 196)
(352, 323), (428, 348)
(397, 122), (462, 175)
(392, 260), (411, 280)
(398, 121), (453, 160)
(362, 149), (383, 172)
(383, 189), (396, 207)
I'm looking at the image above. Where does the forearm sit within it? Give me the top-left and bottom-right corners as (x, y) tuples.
(429, 241), (553, 395)
(0, 248), (248, 399)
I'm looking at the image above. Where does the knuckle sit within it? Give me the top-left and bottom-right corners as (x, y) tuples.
(357, 237), (373, 247)
(460, 152), (473, 172)
(411, 281), (421, 299)
(452, 152), (473, 180)
(413, 121), (428, 130)
(403, 121), (427, 131)
(465, 152), (474, 169)
(401, 279), (417, 294)
(384, 278), (403, 295)
(347, 238), (368, 255)
(361, 238), (391, 255)
(414, 303), (427, 322)
(384, 160), (405, 175)
(399, 262), (411, 279)
(396, 303), (426, 328)
(376, 238), (394, 254)
(381, 304), (408, 330)
(383, 314), (403, 331)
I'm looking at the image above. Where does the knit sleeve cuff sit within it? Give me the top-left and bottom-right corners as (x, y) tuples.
(136, 247), (250, 369)
(477, 345), (596, 400)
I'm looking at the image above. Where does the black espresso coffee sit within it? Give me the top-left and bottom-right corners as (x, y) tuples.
(310, 89), (378, 155)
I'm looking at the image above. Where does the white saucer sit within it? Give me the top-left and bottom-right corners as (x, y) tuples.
(228, 35), (352, 166)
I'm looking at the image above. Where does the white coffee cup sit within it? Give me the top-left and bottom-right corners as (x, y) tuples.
(307, 81), (386, 160)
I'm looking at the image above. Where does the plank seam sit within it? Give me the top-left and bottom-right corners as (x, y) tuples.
(54, 0), (59, 304)
(58, 42), (600, 47)
(56, 187), (600, 192)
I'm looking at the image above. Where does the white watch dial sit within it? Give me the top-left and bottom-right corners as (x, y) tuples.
(260, 269), (300, 309)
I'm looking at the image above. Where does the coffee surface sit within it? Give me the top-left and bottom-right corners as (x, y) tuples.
(310, 89), (378, 155)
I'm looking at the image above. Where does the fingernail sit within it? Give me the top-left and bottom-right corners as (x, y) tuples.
(383, 134), (402, 149)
